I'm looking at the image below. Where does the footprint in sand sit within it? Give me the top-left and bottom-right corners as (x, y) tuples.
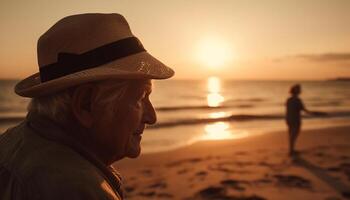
(195, 171), (208, 176)
(138, 191), (156, 197)
(140, 169), (153, 176)
(193, 171), (208, 181)
(191, 186), (231, 199)
(188, 186), (266, 200)
(197, 186), (225, 197)
(178, 168), (190, 174)
(157, 193), (174, 198)
(325, 196), (342, 200)
(273, 174), (312, 189)
(220, 179), (246, 191)
(327, 166), (341, 172)
(339, 163), (350, 181)
(314, 152), (327, 157)
(148, 181), (167, 189)
(138, 190), (173, 198)
(124, 185), (136, 193)
(208, 165), (235, 173)
(208, 162), (251, 174)
(234, 161), (254, 167)
(326, 162), (350, 181)
(253, 178), (273, 185)
(166, 157), (204, 167)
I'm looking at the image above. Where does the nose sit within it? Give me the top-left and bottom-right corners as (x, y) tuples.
(143, 99), (157, 125)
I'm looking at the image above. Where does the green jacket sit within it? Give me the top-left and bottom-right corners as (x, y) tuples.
(0, 113), (123, 199)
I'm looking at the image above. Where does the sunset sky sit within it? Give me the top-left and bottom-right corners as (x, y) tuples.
(0, 0), (350, 80)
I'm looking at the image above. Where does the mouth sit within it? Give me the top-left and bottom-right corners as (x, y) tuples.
(133, 131), (143, 136)
(133, 125), (145, 135)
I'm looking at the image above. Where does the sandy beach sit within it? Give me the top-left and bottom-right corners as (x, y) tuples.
(114, 126), (350, 200)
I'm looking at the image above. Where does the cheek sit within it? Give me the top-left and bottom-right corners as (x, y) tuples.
(92, 105), (124, 146)
(92, 102), (144, 157)
(113, 105), (142, 138)
(123, 103), (143, 125)
(91, 110), (116, 141)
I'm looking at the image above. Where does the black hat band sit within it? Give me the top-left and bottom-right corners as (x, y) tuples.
(39, 37), (146, 82)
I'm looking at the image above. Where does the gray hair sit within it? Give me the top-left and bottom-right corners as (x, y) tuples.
(27, 80), (130, 126)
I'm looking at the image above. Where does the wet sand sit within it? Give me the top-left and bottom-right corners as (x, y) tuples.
(114, 125), (350, 200)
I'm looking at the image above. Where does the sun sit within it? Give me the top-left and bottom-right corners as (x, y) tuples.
(196, 37), (233, 69)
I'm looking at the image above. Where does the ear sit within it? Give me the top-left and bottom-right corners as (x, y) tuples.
(71, 84), (95, 128)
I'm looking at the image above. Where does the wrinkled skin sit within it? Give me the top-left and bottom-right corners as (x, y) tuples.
(71, 79), (156, 165)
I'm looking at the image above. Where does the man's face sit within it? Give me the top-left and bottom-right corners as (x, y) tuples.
(90, 79), (156, 163)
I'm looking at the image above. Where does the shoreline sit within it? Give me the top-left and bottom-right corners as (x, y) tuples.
(140, 118), (350, 154)
(118, 124), (350, 165)
(115, 125), (350, 200)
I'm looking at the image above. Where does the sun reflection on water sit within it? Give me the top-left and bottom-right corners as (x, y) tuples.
(203, 122), (231, 140)
(202, 77), (248, 141)
(209, 111), (228, 119)
(201, 122), (249, 141)
(207, 93), (224, 107)
(207, 76), (224, 107)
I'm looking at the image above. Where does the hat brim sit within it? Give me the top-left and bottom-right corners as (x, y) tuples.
(15, 52), (174, 97)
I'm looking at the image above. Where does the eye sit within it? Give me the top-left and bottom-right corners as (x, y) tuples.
(133, 91), (148, 107)
(141, 89), (152, 99)
(138, 91), (146, 101)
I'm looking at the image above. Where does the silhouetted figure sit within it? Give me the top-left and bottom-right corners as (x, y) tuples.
(286, 84), (312, 156)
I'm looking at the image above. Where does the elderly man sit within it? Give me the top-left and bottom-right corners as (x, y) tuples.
(0, 13), (174, 199)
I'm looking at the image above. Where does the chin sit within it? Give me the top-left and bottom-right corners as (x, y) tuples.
(126, 147), (141, 158)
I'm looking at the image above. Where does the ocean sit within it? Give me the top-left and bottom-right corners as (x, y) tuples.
(1, 78), (350, 153)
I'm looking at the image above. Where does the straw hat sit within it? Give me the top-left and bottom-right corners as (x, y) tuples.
(15, 13), (174, 97)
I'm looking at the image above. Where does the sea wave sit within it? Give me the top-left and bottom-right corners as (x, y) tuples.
(156, 104), (254, 111)
(310, 101), (343, 107)
(1, 111), (350, 129)
(0, 116), (24, 124)
(225, 98), (266, 102)
(149, 111), (350, 129)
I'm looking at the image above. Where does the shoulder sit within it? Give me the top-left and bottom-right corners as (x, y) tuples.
(26, 161), (121, 199)
(293, 97), (303, 105)
(0, 123), (121, 199)
(286, 97), (295, 105)
(28, 169), (120, 199)
(287, 96), (301, 104)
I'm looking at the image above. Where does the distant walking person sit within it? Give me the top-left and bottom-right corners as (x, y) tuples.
(285, 84), (311, 156)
